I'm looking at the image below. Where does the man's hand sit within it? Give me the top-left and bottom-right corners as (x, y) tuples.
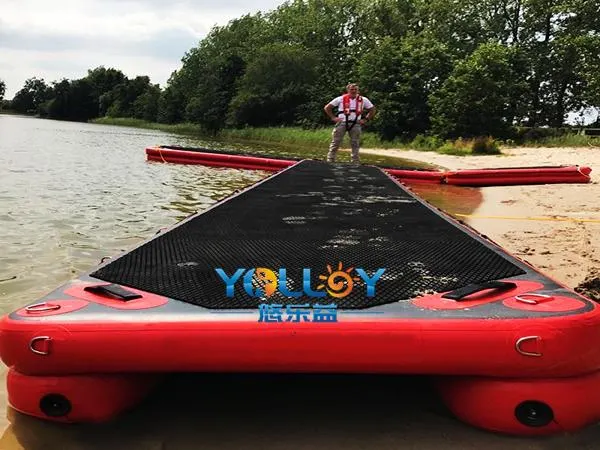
(325, 104), (342, 124)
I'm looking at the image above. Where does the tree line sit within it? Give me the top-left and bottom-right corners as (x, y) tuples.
(0, 79), (6, 109)
(2, 0), (599, 141)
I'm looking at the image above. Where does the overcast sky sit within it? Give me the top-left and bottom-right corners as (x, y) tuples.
(0, 0), (287, 98)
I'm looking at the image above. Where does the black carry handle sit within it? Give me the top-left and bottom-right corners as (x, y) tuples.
(84, 283), (143, 301)
(441, 281), (517, 301)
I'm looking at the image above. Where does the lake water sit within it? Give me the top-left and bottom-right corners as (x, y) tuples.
(0, 116), (273, 315)
(3, 114), (589, 450)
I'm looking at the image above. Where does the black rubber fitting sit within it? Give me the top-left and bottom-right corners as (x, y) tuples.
(515, 400), (554, 427)
(39, 393), (72, 417)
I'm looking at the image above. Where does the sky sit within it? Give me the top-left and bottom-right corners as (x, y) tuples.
(0, 0), (287, 99)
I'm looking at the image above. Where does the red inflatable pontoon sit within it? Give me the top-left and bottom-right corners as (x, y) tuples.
(382, 167), (445, 183)
(145, 145), (592, 186)
(444, 165), (592, 186)
(146, 146), (295, 172)
(1, 160), (598, 435)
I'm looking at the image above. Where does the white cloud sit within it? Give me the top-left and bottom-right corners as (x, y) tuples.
(0, 0), (287, 98)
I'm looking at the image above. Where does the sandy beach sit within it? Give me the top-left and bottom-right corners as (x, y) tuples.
(362, 146), (600, 298)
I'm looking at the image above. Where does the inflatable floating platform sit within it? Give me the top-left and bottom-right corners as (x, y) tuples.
(2, 160), (600, 436)
(145, 145), (592, 186)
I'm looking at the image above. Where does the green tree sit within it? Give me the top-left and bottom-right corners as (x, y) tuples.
(105, 76), (154, 118)
(429, 42), (529, 139)
(185, 54), (245, 132)
(362, 0), (421, 40)
(157, 13), (267, 126)
(67, 78), (97, 121)
(133, 84), (161, 122)
(228, 43), (320, 127)
(417, 0), (492, 58)
(537, 35), (599, 127)
(156, 71), (186, 124)
(514, 0), (600, 126)
(86, 67), (127, 116)
(46, 78), (97, 121)
(46, 79), (70, 119)
(266, 0), (372, 114)
(11, 77), (53, 114)
(358, 34), (453, 140)
(0, 79), (5, 105)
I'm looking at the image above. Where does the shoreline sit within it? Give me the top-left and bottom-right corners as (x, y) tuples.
(361, 146), (600, 295)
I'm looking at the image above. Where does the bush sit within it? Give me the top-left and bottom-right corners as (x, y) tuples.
(411, 134), (444, 151)
(435, 137), (501, 155)
(437, 138), (472, 155)
(471, 136), (500, 154)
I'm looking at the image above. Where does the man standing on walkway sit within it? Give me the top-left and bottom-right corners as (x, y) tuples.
(324, 83), (376, 164)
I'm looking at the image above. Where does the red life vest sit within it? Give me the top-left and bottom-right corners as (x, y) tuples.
(342, 94), (363, 117)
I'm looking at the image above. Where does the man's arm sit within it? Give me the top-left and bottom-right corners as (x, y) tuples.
(361, 106), (377, 124)
(324, 103), (342, 123)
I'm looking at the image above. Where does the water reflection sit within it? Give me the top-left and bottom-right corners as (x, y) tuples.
(409, 183), (484, 217)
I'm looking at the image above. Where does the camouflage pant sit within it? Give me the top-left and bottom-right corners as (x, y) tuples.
(327, 122), (362, 163)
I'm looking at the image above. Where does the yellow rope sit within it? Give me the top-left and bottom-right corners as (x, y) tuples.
(454, 213), (600, 223)
(155, 145), (167, 163)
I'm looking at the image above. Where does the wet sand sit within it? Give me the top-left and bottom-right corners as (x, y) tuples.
(2, 146), (600, 449)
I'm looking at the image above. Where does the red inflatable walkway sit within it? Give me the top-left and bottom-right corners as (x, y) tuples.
(145, 145), (592, 186)
(1, 161), (599, 436)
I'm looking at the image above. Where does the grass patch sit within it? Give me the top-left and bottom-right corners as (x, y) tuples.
(92, 117), (597, 155)
(220, 127), (331, 147)
(410, 134), (445, 152)
(524, 134), (599, 148)
(219, 126), (407, 149)
(92, 117), (205, 135)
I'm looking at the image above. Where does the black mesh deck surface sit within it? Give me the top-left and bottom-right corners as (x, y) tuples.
(90, 160), (526, 309)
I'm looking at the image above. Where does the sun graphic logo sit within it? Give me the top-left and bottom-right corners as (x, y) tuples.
(317, 262), (360, 298)
(216, 265), (385, 299)
(253, 267), (278, 297)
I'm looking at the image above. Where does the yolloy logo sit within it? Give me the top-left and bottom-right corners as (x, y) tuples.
(216, 262), (385, 298)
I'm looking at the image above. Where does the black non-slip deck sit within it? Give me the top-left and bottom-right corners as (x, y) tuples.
(90, 160), (526, 309)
